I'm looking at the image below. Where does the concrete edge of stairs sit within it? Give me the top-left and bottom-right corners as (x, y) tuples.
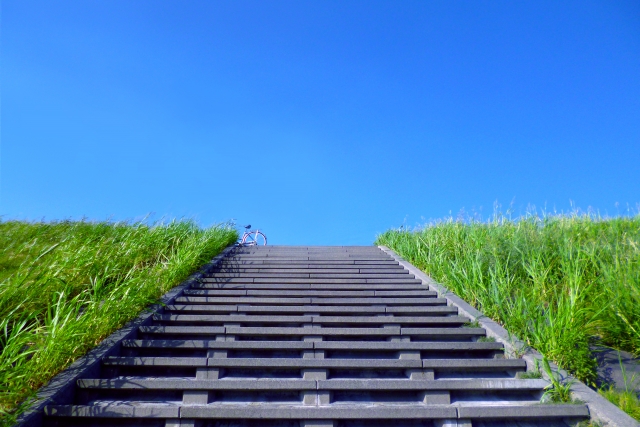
(378, 245), (640, 427)
(13, 244), (239, 427)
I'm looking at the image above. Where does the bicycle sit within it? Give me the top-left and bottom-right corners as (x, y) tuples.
(239, 225), (267, 246)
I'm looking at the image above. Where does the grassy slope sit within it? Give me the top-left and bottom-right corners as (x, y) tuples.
(376, 215), (640, 419)
(0, 220), (237, 424)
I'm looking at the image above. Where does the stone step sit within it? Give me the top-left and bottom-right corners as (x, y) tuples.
(121, 340), (504, 352)
(163, 305), (458, 316)
(44, 403), (589, 420)
(231, 250), (387, 254)
(138, 326), (484, 338)
(211, 268), (408, 274)
(102, 356), (210, 367)
(213, 267), (406, 273)
(225, 326), (403, 336)
(153, 314), (468, 325)
(226, 256), (392, 261)
(230, 251), (380, 254)
(242, 304), (452, 313)
(209, 273), (413, 279)
(77, 378), (548, 391)
(234, 248), (382, 252)
(99, 356), (406, 369)
(174, 297), (445, 305)
(258, 255), (390, 257)
(122, 339), (313, 350)
(164, 304), (378, 314)
(388, 306), (455, 313)
(312, 315), (467, 324)
(457, 404), (590, 419)
(191, 283), (427, 290)
(111, 356), (424, 369)
(182, 290), (436, 297)
(314, 341), (507, 353)
(184, 289), (379, 297)
(206, 274), (414, 280)
(202, 278), (423, 284)
(318, 378), (547, 391)
(184, 289), (249, 296)
(232, 248), (382, 252)
(102, 356), (523, 371)
(218, 260), (399, 265)
(235, 247), (381, 251)
(222, 252), (380, 256)
(232, 252), (385, 256)
(175, 297), (312, 304)
(45, 404), (181, 418)
(77, 378), (318, 390)
(309, 297), (439, 305)
(237, 303), (390, 314)
(375, 291), (433, 296)
(154, 313), (313, 323)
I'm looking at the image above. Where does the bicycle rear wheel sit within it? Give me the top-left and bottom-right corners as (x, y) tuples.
(242, 231), (267, 246)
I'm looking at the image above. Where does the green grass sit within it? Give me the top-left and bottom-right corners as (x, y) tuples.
(0, 219), (237, 424)
(598, 352), (640, 420)
(541, 357), (576, 403)
(462, 320), (480, 328)
(599, 386), (640, 420)
(376, 213), (640, 419)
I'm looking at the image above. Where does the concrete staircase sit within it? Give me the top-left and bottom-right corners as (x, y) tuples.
(44, 246), (589, 427)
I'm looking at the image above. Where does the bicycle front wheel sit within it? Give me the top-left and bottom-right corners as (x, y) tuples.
(242, 231), (267, 246)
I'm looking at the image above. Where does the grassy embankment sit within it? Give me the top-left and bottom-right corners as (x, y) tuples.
(0, 220), (237, 425)
(376, 213), (640, 420)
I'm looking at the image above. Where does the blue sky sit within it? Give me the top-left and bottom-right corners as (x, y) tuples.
(2, 0), (639, 245)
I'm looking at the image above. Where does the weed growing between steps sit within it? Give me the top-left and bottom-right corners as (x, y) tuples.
(0, 219), (237, 424)
(518, 358), (543, 379)
(376, 212), (640, 419)
(541, 357), (576, 403)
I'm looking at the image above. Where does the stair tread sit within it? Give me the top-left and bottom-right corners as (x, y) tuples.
(78, 378), (548, 390)
(44, 403), (588, 419)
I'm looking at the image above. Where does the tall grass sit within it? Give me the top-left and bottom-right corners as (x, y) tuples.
(0, 219), (237, 424)
(376, 213), (640, 385)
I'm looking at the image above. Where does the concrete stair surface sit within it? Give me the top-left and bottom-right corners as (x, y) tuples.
(43, 246), (590, 427)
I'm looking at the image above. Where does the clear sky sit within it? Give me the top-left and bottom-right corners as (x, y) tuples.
(2, 1), (639, 245)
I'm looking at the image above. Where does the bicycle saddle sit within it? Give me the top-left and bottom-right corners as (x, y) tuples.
(244, 225), (251, 229)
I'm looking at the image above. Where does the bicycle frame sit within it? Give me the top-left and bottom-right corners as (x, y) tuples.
(240, 228), (267, 246)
